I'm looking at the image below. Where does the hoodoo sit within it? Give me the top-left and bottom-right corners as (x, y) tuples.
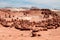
(0, 7), (60, 37)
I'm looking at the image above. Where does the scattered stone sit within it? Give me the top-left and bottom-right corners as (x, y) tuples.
(0, 8), (60, 37)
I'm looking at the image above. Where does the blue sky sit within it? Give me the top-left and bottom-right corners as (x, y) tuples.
(0, 0), (60, 9)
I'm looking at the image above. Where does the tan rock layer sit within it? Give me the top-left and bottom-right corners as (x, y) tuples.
(0, 8), (60, 37)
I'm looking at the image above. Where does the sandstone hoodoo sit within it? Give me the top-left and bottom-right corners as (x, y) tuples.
(0, 7), (60, 37)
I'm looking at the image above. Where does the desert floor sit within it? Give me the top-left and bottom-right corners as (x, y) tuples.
(0, 24), (60, 40)
(0, 9), (60, 40)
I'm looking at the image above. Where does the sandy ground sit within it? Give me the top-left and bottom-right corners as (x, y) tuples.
(0, 24), (60, 40)
(0, 9), (60, 40)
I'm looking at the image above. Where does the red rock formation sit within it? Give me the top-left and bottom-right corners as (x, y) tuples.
(0, 8), (60, 37)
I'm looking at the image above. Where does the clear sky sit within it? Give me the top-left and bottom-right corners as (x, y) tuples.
(0, 0), (60, 9)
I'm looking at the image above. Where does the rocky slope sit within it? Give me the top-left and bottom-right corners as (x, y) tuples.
(0, 8), (60, 37)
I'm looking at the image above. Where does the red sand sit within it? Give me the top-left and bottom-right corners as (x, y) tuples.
(0, 8), (60, 40)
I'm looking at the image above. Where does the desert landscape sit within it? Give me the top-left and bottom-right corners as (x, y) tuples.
(0, 7), (60, 40)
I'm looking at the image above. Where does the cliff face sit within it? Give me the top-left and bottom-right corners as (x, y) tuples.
(0, 8), (60, 37)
